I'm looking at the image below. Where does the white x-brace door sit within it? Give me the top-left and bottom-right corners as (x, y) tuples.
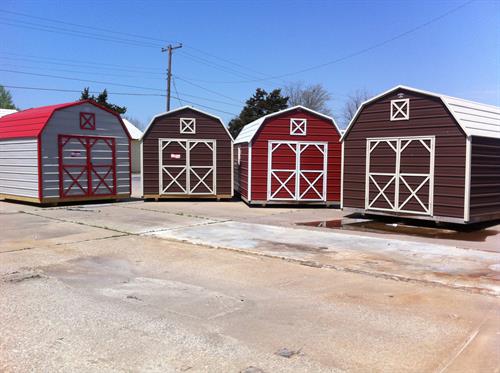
(267, 141), (327, 202)
(366, 136), (435, 215)
(159, 139), (216, 195)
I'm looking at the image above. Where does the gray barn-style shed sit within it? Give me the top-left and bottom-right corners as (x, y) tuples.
(0, 100), (131, 204)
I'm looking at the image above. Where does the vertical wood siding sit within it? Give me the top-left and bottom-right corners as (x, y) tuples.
(234, 143), (248, 199)
(469, 136), (500, 220)
(142, 108), (232, 196)
(250, 109), (341, 203)
(0, 138), (39, 198)
(343, 89), (467, 219)
(41, 103), (130, 198)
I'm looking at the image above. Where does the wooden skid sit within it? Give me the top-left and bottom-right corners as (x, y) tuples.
(244, 198), (339, 207)
(0, 193), (130, 205)
(144, 193), (232, 200)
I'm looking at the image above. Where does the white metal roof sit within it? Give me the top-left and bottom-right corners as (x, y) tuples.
(121, 118), (143, 140)
(0, 108), (17, 118)
(234, 105), (341, 144)
(341, 85), (500, 141)
(141, 106), (233, 141)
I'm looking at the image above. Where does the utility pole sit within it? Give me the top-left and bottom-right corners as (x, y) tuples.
(162, 43), (182, 111)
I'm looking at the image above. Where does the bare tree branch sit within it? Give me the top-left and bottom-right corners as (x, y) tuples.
(342, 89), (371, 128)
(284, 82), (332, 115)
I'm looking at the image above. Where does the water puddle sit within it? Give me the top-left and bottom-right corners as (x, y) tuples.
(297, 219), (499, 242)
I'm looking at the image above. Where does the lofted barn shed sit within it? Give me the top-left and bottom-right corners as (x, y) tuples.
(0, 100), (131, 204)
(234, 106), (342, 206)
(141, 106), (233, 199)
(341, 86), (500, 224)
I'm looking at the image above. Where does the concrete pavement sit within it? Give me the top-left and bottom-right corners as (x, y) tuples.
(1, 198), (499, 372)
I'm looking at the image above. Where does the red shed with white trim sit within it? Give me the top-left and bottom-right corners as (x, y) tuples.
(0, 100), (131, 204)
(234, 106), (341, 205)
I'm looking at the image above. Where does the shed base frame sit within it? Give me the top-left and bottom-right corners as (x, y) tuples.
(243, 197), (339, 208)
(342, 207), (469, 224)
(0, 193), (130, 206)
(143, 194), (232, 200)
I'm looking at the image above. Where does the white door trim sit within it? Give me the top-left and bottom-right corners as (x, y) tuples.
(366, 136), (435, 215)
(267, 140), (328, 202)
(159, 138), (216, 195)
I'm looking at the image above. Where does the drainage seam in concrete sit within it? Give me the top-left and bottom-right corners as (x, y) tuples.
(148, 235), (499, 298)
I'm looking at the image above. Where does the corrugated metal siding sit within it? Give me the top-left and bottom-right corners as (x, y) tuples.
(142, 107), (232, 196)
(234, 143), (248, 199)
(343, 89), (467, 219)
(0, 138), (39, 198)
(250, 109), (341, 203)
(41, 103), (130, 198)
(469, 136), (500, 220)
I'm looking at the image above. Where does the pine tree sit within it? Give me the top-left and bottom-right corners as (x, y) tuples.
(0, 85), (18, 110)
(228, 88), (288, 138)
(79, 87), (126, 114)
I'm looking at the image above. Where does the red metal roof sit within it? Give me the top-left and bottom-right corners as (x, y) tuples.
(0, 100), (131, 140)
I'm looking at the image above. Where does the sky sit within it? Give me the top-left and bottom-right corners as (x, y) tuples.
(1, 0), (499, 129)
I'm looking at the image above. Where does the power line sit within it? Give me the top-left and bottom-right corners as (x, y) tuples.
(172, 77), (183, 106)
(0, 9), (174, 44)
(206, 0), (475, 83)
(174, 75), (245, 104)
(0, 52), (163, 73)
(3, 85), (239, 116)
(0, 68), (243, 108)
(0, 18), (162, 49)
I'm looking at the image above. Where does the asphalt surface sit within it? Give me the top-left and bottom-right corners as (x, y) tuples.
(1, 196), (499, 372)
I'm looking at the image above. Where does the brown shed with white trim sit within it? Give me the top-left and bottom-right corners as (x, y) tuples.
(341, 86), (500, 224)
(141, 106), (233, 199)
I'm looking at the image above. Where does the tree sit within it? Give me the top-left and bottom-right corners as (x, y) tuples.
(228, 88), (289, 138)
(342, 89), (371, 128)
(0, 85), (18, 109)
(284, 82), (332, 115)
(80, 87), (127, 114)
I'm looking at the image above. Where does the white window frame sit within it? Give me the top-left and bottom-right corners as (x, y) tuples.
(180, 118), (196, 134)
(290, 118), (307, 136)
(237, 147), (241, 165)
(390, 99), (410, 121)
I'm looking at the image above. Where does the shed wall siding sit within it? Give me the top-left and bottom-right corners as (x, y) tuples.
(143, 108), (232, 196)
(343, 89), (467, 219)
(0, 138), (39, 198)
(41, 103), (130, 198)
(234, 143), (248, 199)
(131, 139), (141, 173)
(469, 136), (500, 220)
(250, 110), (341, 203)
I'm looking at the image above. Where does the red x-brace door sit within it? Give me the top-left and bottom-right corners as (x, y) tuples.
(58, 135), (117, 198)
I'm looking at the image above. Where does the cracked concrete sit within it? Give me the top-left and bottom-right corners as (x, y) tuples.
(1, 198), (499, 372)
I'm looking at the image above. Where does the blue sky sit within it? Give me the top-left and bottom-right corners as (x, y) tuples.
(1, 0), (499, 128)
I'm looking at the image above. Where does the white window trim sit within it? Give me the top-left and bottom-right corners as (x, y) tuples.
(180, 118), (196, 134)
(290, 118), (307, 136)
(390, 99), (410, 121)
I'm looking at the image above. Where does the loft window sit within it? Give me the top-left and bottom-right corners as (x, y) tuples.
(180, 118), (196, 134)
(290, 118), (307, 135)
(390, 99), (410, 121)
(80, 112), (96, 130)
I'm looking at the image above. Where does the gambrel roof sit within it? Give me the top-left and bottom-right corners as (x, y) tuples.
(0, 100), (131, 140)
(235, 105), (341, 144)
(341, 85), (500, 141)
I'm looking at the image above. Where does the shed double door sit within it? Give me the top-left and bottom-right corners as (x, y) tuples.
(366, 136), (435, 215)
(58, 135), (116, 198)
(267, 141), (327, 201)
(159, 139), (216, 195)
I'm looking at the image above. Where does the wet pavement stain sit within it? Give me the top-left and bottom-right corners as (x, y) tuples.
(297, 219), (500, 242)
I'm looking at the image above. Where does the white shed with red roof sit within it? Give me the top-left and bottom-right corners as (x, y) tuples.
(0, 100), (131, 204)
